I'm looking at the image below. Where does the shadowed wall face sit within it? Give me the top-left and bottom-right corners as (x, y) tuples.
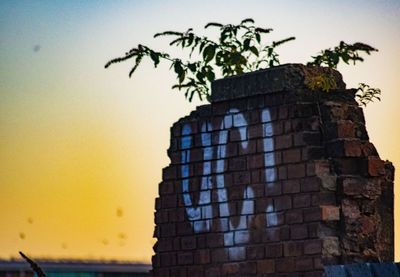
(151, 64), (394, 276)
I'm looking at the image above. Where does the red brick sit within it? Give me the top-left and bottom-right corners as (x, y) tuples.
(368, 156), (385, 176)
(194, 249), (210, 264)
(301, 177), (321, 192)
(278, 165), (288, 180)
(206, 233), (224, 248)
(177, 252), (193, 265)
(246, 245), (265, 260)
(265, 181), (282, 196)
(181, 236), (196, 250)
(303, 147), (325, 160)
(283, 148), (302, 163)
(280, 226), (291, 240)
(291, 224), (308, 240)
(334, 157), (363, 175)
(155, 268), (170, 277)
(344, 140), (362, 157)
(248, 125), (264, 139)
(284, 241), (303, 256)
(248, 95), (265, 109)
(197, 235), (206, 248)
(233, 171), (250, 185)
(157, 239), (173, 252)
(304, 239), (322, 255)
(248, 110), (261, 125)
(303, 207), (322, 222)
(257, 259), (275, 274)
(282, 179), (301, 194)
(222, 262), (239, 274)
(212, 101), (229, 115)
(229, 128), (246, 143)
(316, 192), (336, 205)
(255, 198), (273, 214)
(251, 170), (261, 183)
(252, 183), (264, 197)
(239, 261), (257, 274)
(262, 227), (280, 242)
(274, 195), (292, 211)
(211, 248), (228, 263)
(303, 132), (322, 146)
(187, 266), (204, 277)
(172, 208), (186, 222)
(238, 139), (257, 155)
(275, 134), (293, 149)
(160, 223), (176, 237)
(204, 266), (220, 277)
(337, 120), (356, 137)
(159, 181), (175, 195)
(293, 194), (311, 208)
(190, 148), (203, 162)
(288, 163), (306, 178)
(361, 142), (378, 156)
(295, 257), (314, 271)
(321, 205), (340, 221)
(285, 209), (303, 224)
(163, 165), (177, 180)
(279, 106), (289, 119)
(308, 223), (319, 238)
(228, 157), (247, 171)
(314, 258), (323, 270)
(155, 197), (161, 210)
(304, 270), (324, 277)
(265, 243), (283, 258)
(160, 253), (177, 267)
(247, 154), (264, 169)
(155, 210), (168, 224)
(176, 222), (193, 236)
(275, 258), (295, 273)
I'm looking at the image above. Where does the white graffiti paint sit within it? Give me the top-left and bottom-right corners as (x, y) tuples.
(262, 109), (278, 226)
(180, 107), (277, 244)
(180, 122), (213, 232)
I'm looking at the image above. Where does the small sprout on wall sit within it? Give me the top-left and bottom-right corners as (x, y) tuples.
(304, 72), (337, 92)
(356, 83), (381, 106)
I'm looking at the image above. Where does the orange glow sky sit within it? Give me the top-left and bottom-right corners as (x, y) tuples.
(1, 0), (399, 263)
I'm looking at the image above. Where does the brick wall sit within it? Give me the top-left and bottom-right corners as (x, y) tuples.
(151, 64), (394, 277)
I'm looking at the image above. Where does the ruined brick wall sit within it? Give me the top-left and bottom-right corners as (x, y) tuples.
(151, 64), (394, 277)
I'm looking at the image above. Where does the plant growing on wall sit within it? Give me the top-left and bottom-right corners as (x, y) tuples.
(105, 18), (380, 106)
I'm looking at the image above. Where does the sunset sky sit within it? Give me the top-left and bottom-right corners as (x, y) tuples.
(1, 0), (399, 263)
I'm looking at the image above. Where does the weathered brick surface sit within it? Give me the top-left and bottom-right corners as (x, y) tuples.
(151, 64), (394, 276)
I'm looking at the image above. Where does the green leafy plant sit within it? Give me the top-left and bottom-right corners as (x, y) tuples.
(105, 18), (295, 102)
(307, 41), (377, 69)
(106, 18), (381, 106)
(304, 73), (337, 93)
(356, 83), (381, 106)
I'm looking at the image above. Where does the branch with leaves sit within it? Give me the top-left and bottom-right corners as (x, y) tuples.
(105, 18), (294, 102)
(106, 18), (381, 106)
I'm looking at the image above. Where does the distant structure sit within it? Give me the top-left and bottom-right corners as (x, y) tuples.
(0, 259), (150, 277)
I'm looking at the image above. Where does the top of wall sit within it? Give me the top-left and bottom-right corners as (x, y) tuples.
(211, 63), (346, 102)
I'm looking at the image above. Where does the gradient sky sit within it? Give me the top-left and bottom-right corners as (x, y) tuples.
(1, 0), (399, 263)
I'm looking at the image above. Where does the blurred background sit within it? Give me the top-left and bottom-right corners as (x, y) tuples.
(0, 0), (399, 263)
